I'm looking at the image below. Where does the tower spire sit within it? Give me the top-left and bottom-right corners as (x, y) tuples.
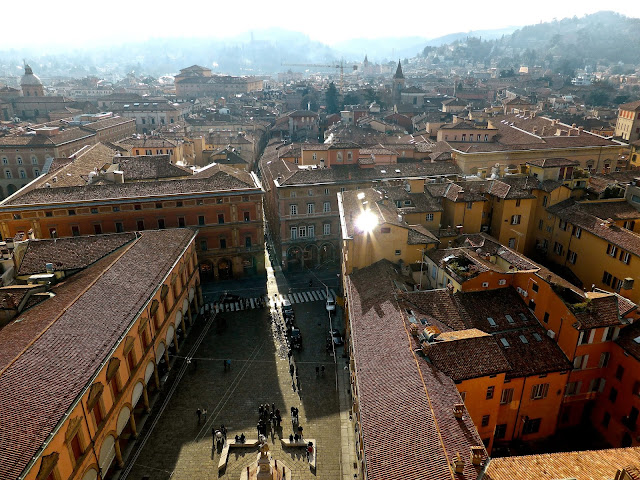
(394, 59), (404, 79)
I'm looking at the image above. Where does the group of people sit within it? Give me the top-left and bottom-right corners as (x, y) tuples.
(212, 424), (227, 447)
(195, 407), (208, 424)
(257, 403), (282, 436)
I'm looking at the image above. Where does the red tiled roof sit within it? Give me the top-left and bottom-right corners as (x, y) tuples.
(347, 260), (485, 480)
(0, 229), (196, 480)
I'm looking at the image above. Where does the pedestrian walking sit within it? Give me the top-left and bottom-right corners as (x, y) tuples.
(259, 405), (264, 418)
(221, 424), (227, 439)
(290, 364), (295, 377)
(202, 408), (208, 422)
(196, 408), (202, 424)
(272, 402), (276, 413)
(321, 365), (325, 376)
(316, 366), (320, 376)
(257, 423), (261, 437)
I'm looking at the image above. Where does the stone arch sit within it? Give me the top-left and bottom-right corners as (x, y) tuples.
(175, 310), (182, 327)
(199, 259), (214, 281)
(189, 286), (195, 302)
(319, 243), (335, 264)
(182, 298), (189, 313)
(287, 246), (303, 270)
(116, 405), (132, 435)
(98, 434), (116, 473)
(7, 184), (17, 195)
(81, 467), (98, 480)
(166, 324), (175, 346)
(155, 342), (166, 364)
(217, 258), (232, 279)
(131, 381), (144, 407)
(144, 361), (155, 383)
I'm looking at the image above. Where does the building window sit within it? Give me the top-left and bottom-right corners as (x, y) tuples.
(93, 224), (102, 234)
(307, 203), (315, 214)
(217, 214), (224, 224)
(426, 213), (434, 222)
(245, 236), (252, 248)
(290, 191), (296, 198)
(531, 383), (550, 400)
(33, 168), (40, 176)
(606, 244), (618, 257)
(500, 388), (514, 404)
(92, 401), (104, 427)
(486, 386), (495, 400)
(112, 206), (120, 212)
(16, 156), (22, 165)
(5, 170), (11, 179)
(178, 217), (185, 227)
(137, 220), (145, 230)
(114, 222), (124, 233)
(299, 226), (307, 237)
(291, 227), (298, 239)
(91, 208), (98, 214)
(395, 249), (401, 256)
(565, 381), (580, 396)
(508, 238), (516, 248)
(200, 239), (208, 251)
(198, 215), (205, 226)
(616, 365), (625, 381)
(609, 387), (618, 403)
(244, 211), (251, 222)
(481, 415), (490, 427)
(220, 238), (227, 249)
(31, 156), (38, 165)
(158, 219), (165, 229)
(602, 412), (611, 428)
(602, 271), (613, 286)
(574, 227), (582, 238)
(337, 152), (343, 162)
(69, 431), (84, 464)
(466, 201), (473, 210)
(511, 214), (521, 225)
(176, 201), (183, 207)
(573, 355), (588, 370)
(621, 251), (631, 265)
(290, 204), (298, 215)
(323, 223), (331, 235)
(542, 196), (548, 207)
(1, 157), (6, 164)
(494, 423), (507, 439)
(515, 198), (521, 207)
(71, 225), (80, 236)
(567, 250), (577, 264)
(599, 352), (610, 368)
(323, 202), (331, 213)
(624, 220), (635, 230)
(19, 169), (26, 179)
(324, 188), (330, 195)
(522, 418), (541, 435)
(553, 242), (563, 256)
(134, 204), (141, 210)
(308, 189), (313, 196)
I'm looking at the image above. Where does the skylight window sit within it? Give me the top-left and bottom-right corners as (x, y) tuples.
(505, 315), (514, 324)
(500, 338), (510, 347)
(519, 335), (529, 344)
(533, 333), (543, 342)
(487, 317), (497, 327)
(518, 313), (528, 322)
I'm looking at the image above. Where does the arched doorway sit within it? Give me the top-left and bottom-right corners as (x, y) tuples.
(319, 243), (335, 265)
(81, 468), (98, 480)
(156, 342), (168, 377)
(287, 246), (303, 271)
(7, 184), (17, 195)
(166, 324), (176, 356)
(98, 434), (117, 477)
(304, 244), (318, 267)
(199, 260), (214, 282)
(218, 258), (232, 279)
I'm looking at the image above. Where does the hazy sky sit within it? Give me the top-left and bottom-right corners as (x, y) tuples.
(4, 0), (639, 49)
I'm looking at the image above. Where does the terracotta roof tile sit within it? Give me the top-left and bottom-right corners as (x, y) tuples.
(0, 229), (196, 480)
(485, 446), (640, 480)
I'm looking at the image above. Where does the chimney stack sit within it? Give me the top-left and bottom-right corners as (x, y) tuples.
(470, 446), (484, 466)
(453, 453), (465, 474)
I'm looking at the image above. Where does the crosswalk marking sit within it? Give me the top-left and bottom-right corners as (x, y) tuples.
(212, 289), (332, 312)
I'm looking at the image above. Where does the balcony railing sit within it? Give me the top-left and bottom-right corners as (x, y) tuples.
(282, 211), (335, 220)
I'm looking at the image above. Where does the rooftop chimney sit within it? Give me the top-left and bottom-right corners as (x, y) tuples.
(470, 446), (484, 466)
(453, 453), (465, 474)
(453, 404), (465, 419)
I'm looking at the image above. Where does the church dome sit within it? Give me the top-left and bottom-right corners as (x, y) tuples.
(20, 65), (43, 86)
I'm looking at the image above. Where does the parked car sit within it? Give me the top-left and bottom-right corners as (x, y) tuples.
(281, 299), (294, 316)
(326, 297), (336, 312)
(329, 329), (343, 346)
(290, 328), (302, 349)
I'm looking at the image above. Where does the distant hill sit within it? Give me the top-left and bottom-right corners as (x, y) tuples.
(424, 11), (640, 71)
(425, 26), (520, 47)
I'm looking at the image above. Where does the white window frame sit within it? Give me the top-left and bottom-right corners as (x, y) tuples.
(299, 226), (307, 238)
(307, 203), (315, 214)
(290, 204), (298, 215)
(323, 202), (331, 213)
(290, 227), (298, 240)
(425, 213), (434, 222)
(323, 223), (331, 235)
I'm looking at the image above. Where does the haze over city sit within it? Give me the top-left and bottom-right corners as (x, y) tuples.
(3, 5), (640, 480)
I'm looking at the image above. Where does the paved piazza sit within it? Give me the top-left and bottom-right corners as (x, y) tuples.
(122, 277), (351, 480)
